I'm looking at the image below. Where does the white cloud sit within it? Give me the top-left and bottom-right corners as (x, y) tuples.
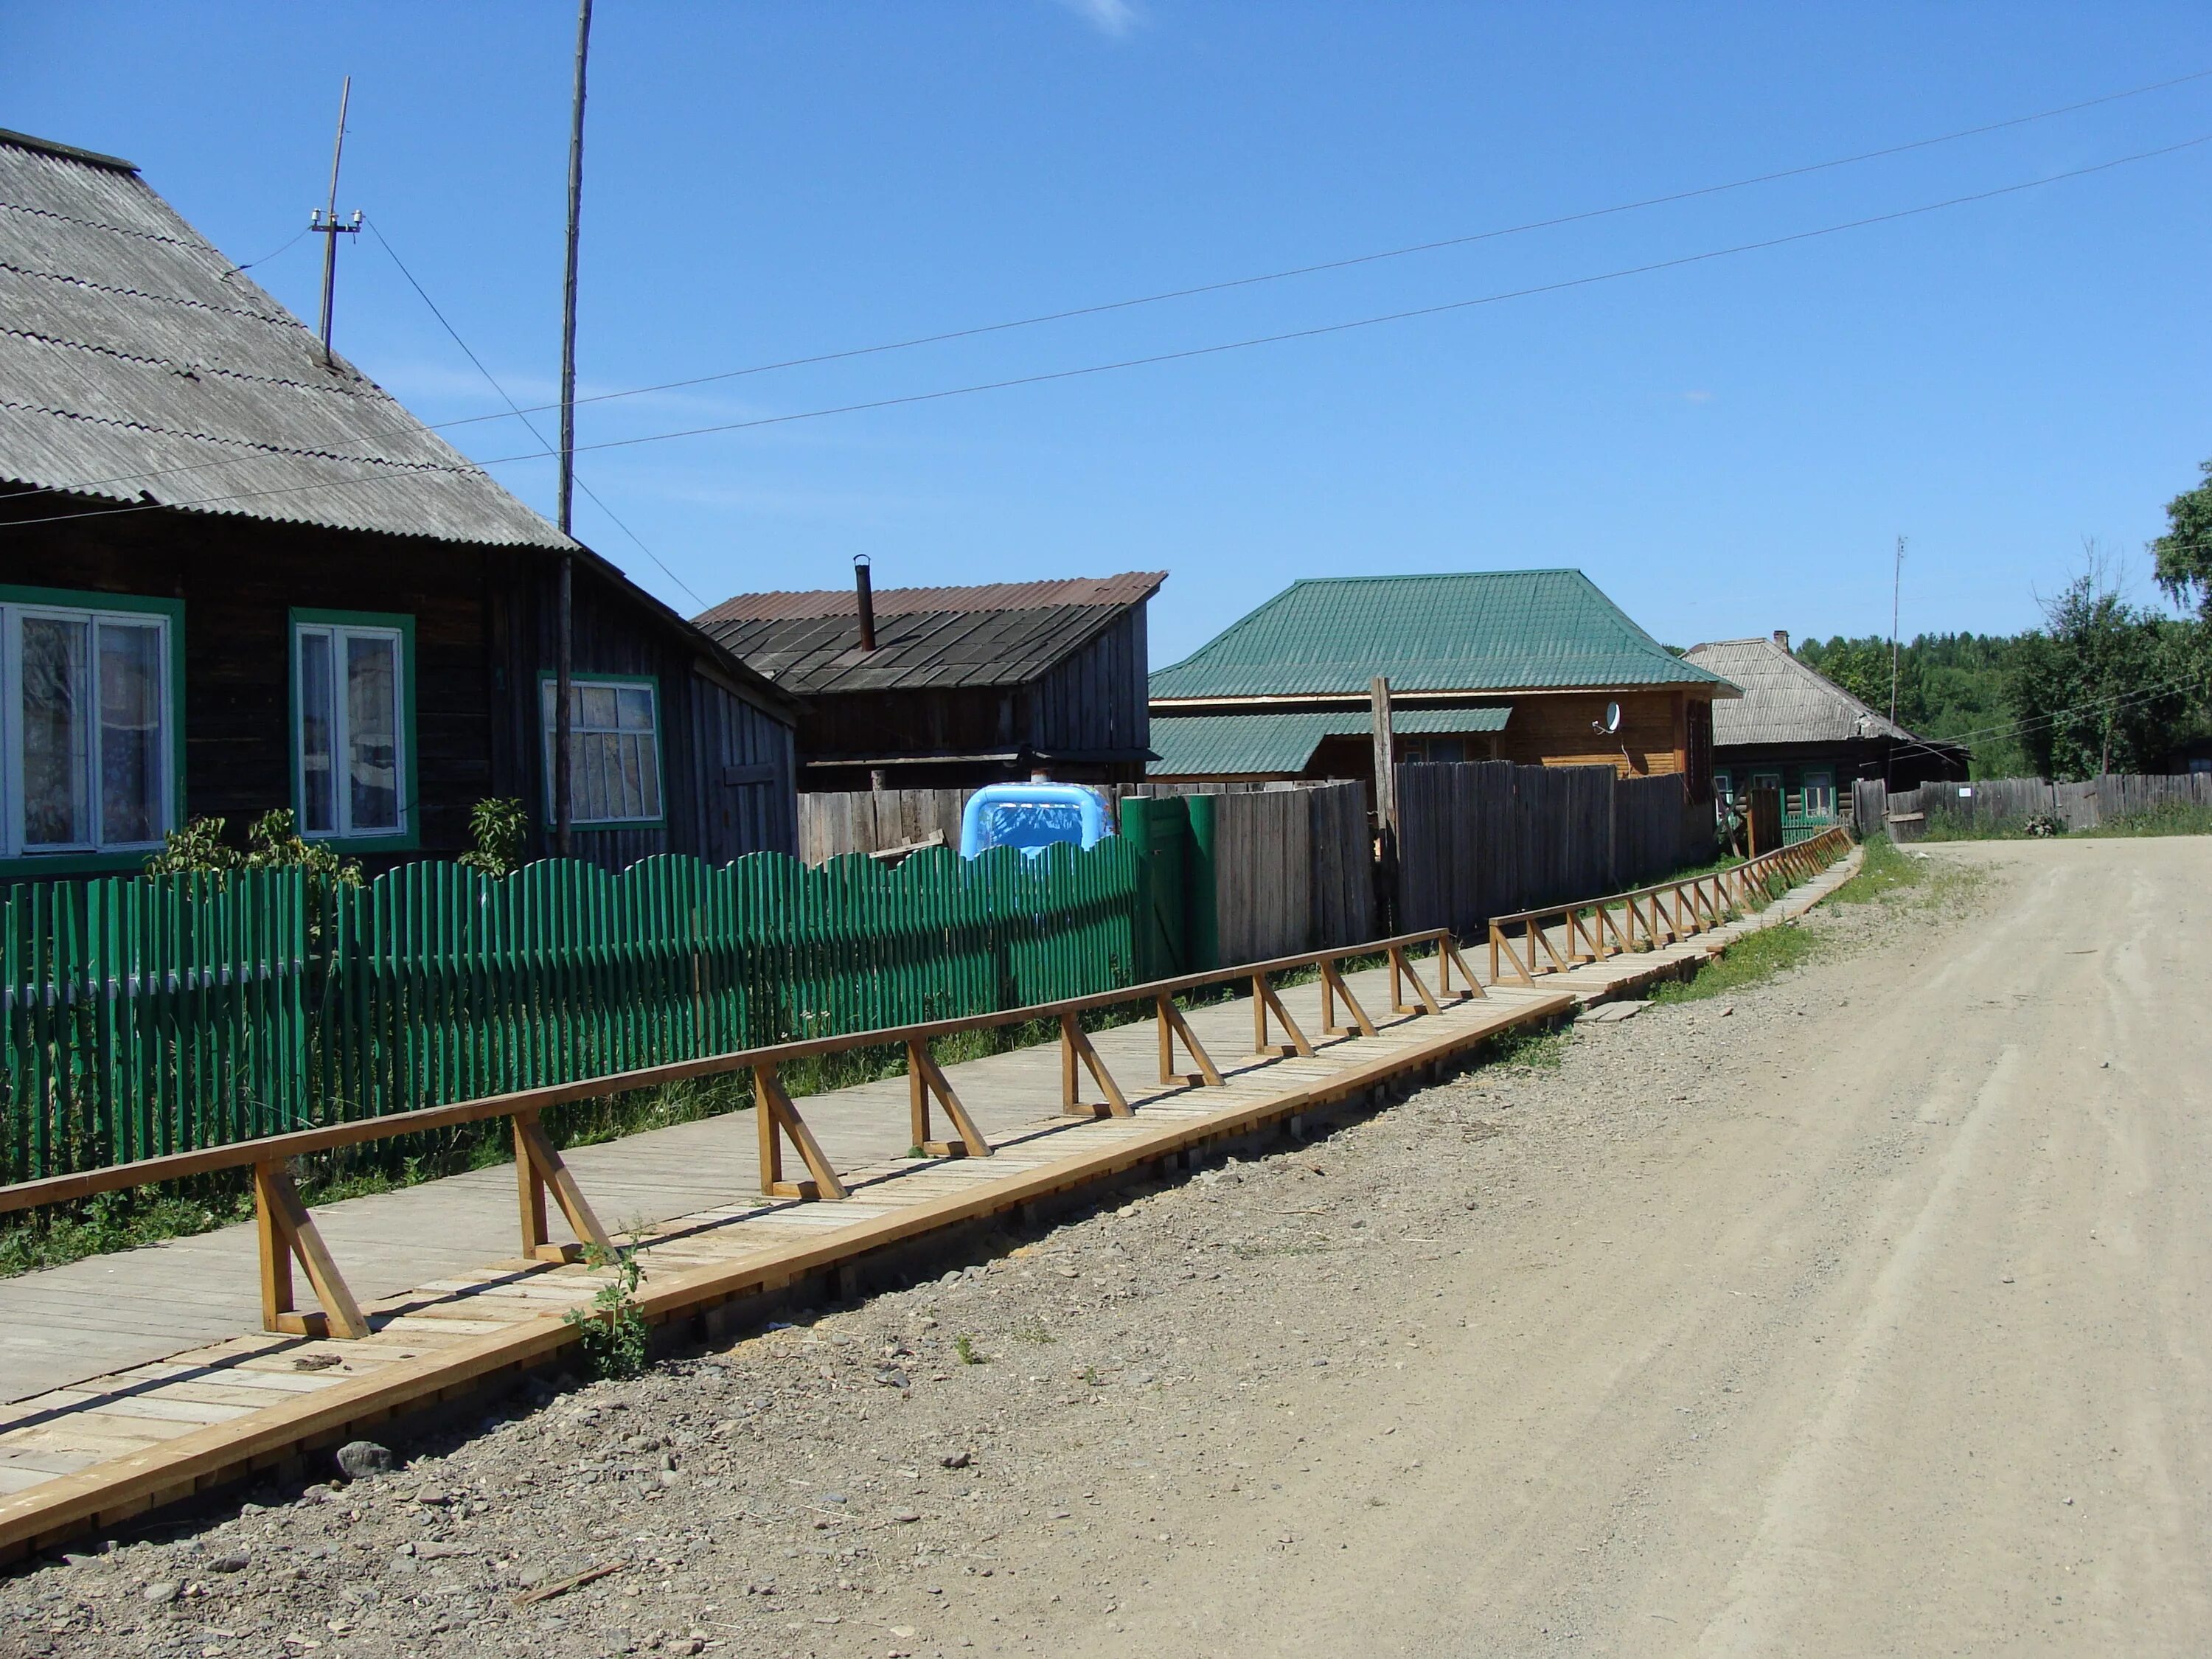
(1052, 0), (1141, 37)
(1681, 389), (1714, 405)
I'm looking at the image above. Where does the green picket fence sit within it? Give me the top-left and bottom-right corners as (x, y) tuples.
(1, 841), (1144, 1186)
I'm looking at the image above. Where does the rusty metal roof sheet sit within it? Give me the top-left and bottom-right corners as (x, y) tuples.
(695, 572), (1164, 694)
(698, 571), (1165, 625)
(0, 129), (573, 549)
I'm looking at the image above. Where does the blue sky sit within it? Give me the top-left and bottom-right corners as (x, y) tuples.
(7, 3), (2211, 665)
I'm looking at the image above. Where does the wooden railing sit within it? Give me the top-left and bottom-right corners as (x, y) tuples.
(1486, 826), (1854, 986)
(0, 930), (1480, 1342)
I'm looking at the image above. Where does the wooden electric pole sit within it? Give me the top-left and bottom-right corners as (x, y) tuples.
(553, 0), (593, 859)
(310, 77), (361, 368)
(1370, 675), (1397, 931)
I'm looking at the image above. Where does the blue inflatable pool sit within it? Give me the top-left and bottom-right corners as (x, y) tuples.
(959, 783), (1116, 859)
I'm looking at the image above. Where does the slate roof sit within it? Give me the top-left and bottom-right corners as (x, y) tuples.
(696, 572), (1164, 695)
(1149, 571), (1733, 700)
(1148, 706), (1512, 777)
(1683, 635), (1921, 747)
(0, 128), (572, 548)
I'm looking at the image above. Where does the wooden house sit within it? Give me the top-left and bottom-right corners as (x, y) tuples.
(695, 568), (1161, 790)
(0, 128), (801, 878)
(1147, 570), (1734, 796)
(1683, 632), (1969, 829)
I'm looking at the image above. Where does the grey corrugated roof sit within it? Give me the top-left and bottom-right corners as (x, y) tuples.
(1148, 706), (1512, 776)
(696, 573), (1163, 695)
(1150, 571), (1733, 700)
(0, 129), (572, 548)
(1683, 636), (1913, 745)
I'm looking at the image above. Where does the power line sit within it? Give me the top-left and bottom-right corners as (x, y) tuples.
(12, 65), (2212, 509)
(218, 226), (312, 279)
(445, 134), (2212, 469)
(363, 216), (707, 611)
(7, 130), (2208, 535)
(1884, 671), (2206, 768)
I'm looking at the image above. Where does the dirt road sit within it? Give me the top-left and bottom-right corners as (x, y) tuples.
(1050, 837), (2212, 1657)
(13, 838), (2210, 1658)
(1029, 838), (2212, 1657)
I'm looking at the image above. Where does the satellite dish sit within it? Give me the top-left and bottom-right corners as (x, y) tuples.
(1596, 701), (1621, 735)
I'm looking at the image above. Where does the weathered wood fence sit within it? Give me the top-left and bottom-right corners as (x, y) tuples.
(1861, 772), (2212, 841)
(1130, 781), (1374, 964)
(1395, 762), (1715, 939)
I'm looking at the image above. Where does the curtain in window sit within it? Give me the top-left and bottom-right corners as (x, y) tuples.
(97, 621), (164, 845)
(345, 634), (400, 832)
(298, 630), (336, 833)
(21, 616), (88, 847)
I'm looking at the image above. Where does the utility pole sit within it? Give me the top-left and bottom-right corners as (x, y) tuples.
(1889, 535), (1906, 727)
(1885, 534), (1906, 795)
(310, 76), (362, 367)
(1369, 675), (1398, 932)
(553, 0), (593, 860)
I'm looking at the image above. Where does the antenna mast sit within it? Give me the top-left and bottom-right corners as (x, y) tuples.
(310, 76), (361, 367)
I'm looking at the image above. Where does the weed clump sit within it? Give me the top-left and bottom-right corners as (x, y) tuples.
(563, 1241), (651, 1380)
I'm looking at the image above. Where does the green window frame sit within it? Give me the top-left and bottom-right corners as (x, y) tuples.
(538, 672), (666, 830)
(0, 584), (186, 875)
(289, 608), (419, 852)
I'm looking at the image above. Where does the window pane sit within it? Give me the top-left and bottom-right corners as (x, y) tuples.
(639, 734), (661, 818)
(98, 621), (164, 844)
(588, 731), (616, 820)
(345, 633), (400, 832)
(299, 630), (336, 834)
(580, 684), (618, 731)
(617, 686), (653, 731)
(617, 733), (644, 818)
(21, 616), (89, 846)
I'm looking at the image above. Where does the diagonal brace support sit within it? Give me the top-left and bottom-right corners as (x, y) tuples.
(1060, 1012), (1133, 1118)
(515, 1109), (614, 1262)
(754, 1062), (849, 1200)
(255, 1161), (369, 1340)
(908, 1038), (993, 1158)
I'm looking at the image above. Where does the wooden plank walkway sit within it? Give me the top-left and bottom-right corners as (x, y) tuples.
(0, 846), (1857, 1557)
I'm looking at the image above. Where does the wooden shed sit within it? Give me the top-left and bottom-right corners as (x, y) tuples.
(696, 569), (1161, 790)
(0, 127), (801, 877)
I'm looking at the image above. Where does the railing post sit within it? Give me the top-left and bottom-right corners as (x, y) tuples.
(254, 1161), (369, 1340)
(514, 1107), (613, 1262)
(753, 1062), (847, 1200)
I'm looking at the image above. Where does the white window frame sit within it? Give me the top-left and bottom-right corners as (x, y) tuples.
(540, 674), (664, 827)
(291, 619), (410, 842)
(0, 598), (177, 859)
(1801, 768), (1836, 819)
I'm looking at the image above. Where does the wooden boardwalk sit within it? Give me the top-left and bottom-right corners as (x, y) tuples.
(0, 846), (1857, 1558)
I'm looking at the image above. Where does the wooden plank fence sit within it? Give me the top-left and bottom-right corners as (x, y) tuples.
(1130, 782), (1374, 961)
(1396, 762), (1714, 940)
(1868, 773), (2212, 841)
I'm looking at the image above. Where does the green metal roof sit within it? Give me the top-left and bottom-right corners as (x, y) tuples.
(1148, 706), (1512, 777)
(1149, 570), (1731, 700)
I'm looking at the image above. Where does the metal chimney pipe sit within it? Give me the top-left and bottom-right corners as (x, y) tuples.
(855, 555), (877, 651)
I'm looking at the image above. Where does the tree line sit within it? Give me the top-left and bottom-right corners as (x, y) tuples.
(1791, 461), (2212, 782)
